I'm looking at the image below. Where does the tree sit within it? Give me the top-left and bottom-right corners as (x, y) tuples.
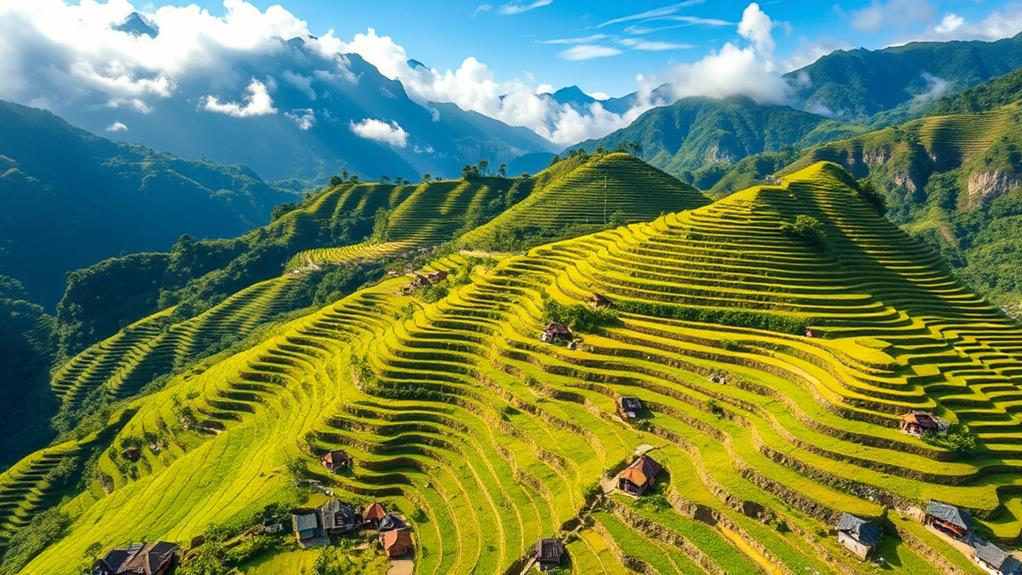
(329, 175), (343, 187)
(461, 165), (480, 180)
(350, 175), (359, 183)
(478, 159), (489, 176)
(434, 175), (443, 183)
(498, 163), (507, 178)
(380, 175), (391, 184)
(422, 173), (431, 183)
(341, 168), (349, 181)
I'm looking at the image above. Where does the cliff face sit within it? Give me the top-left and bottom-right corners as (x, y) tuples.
(967, 170), (1022, 208)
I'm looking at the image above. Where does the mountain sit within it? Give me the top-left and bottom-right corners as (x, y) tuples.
(0, 100), (297, 308)
(0, 276), (56, 470)
(52, 152), (667, 360)
(50, 37), (556, 182)
(786, 32), (1022, 120)
(708, 76), (1022, 312)
(572, 95), (863, 188)
(459, 151), (708, 249)
(8, 160), (1022, 574)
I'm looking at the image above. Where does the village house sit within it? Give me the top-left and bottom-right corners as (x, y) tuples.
(973, 540), (1022, 575)
(899, 412), (944, 437)
(616, 454), (662, 497)
(291, 508), (325, 547)
(534, 538), (566, 571)
(93, 541), (178, 575)
(589, 293), (612, 308)
(836, 513), (881, 560)
(363, 501), (386, 530)
(379, 513), (408, 532)
(540, 322), (573, 344)
(320, 499), (361, 536)
(616, 396), (642, 419)
(380, 528), (414, 558)
(425, 270), (448, 284)
(321, 449), (351, 472)
(925, 500), (972, 540)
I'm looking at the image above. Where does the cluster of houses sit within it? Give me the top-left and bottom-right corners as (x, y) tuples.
(835, 501), (1020, 574)
(93, 542), (178, 575)
(291, 499), (414, 558)
(401, 270), (448, 293)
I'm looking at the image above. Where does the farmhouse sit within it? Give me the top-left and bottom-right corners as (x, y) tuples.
(321, 449), (351, 472)
(899, 412), (943, 437)
(291, 508), (324, 547)
(973, 540), (1022, 575)
(534, 538), (566, 571)
(589, 293), (612, 308)
(835, 513), (881, 560)
(379, 513), (408, 532)
(364, 501), (386, 529)
(616, 396), (642, 419)
(93, 541), (178, 575)
(320, 499), (361, 535)
(426, 270), (448, 283)
(925, 500), (972, 539)
(380, 528), (414, 558)
(540, 322), (573, 343)
(616, 454), (662, 496)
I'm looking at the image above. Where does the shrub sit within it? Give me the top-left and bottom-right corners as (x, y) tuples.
(0, 509), (71, 575)
(923, 425), (978, 457)
(856, 179), (887, 215)
(543, 298), (618, 333)
(780, 215), (826, 249)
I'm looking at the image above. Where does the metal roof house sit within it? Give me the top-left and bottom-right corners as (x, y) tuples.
(836, 513), (881, 560)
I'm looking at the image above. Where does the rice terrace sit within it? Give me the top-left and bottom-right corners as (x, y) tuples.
(4, 2), (1022, 575)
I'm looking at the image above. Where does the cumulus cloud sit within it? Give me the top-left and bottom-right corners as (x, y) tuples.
(663, 2), (791, 105)
(285, 108), (316, 130)
(558, 45), (623, 61)
(350, 118), (408, 147)
(850, 0), (935, 32)
(106, 121), (128, 132)
(924, 5), (1022, 41)
(203, 78), (276, 117)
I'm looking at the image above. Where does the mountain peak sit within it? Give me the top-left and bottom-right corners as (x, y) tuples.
(113, 12), (158, 38)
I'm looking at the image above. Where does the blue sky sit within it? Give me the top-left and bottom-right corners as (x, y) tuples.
(181, 0), (1022, 97)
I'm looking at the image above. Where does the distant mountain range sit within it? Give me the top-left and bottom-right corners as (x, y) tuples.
(0, 99), (296, 307)
(49, 23), (556, 183)
(570, 33), (1022, 189)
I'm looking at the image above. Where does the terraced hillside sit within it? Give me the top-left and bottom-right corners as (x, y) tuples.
(459, 152), (709, 250)
(8, 161), (1022, 574)
(710, 103), (1022, 312)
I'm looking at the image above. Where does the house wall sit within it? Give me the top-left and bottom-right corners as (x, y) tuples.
(838, 532), (871, 560)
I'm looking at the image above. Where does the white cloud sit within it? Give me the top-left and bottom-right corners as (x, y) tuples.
(618, 38), (694, 51)
(542, 34), (610, 45)
(349, 118), (408, 147)
(286, 108), (315, 130)
(203, 78), (276, 117)
(498, 0), (553, 16)
(913, 72), (949, 102)
(535, 83), (555, 94)
(591, 91), (610, 100)
(661, 2), (791, 105)
(924, 5), (1022, 41)
(105, 121), (128, 132)
(473, 4), (492, 16)
(598, 1), (707, 28)
(934, 13), (964, 34)
(851, 0), (935, 32)
(737, 3), (774, 54)
(558, 44), (623, 61)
